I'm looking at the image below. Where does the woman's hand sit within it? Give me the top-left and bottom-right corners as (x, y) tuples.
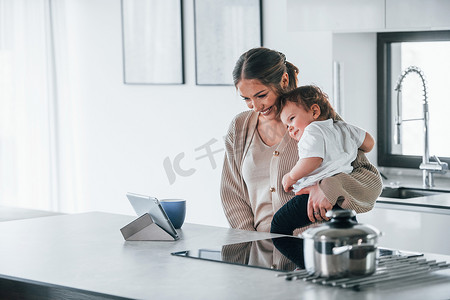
(296, 183), (333, 222)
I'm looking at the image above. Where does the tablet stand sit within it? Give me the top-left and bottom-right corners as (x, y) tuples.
(120, 213), (176, 241)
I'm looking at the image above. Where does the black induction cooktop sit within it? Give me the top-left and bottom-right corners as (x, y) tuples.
(171, 236), (422, 273)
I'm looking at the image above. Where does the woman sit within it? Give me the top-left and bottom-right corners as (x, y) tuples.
(220, 47), (382, 234)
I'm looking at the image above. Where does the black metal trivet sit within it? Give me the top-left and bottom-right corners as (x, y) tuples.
(277, 255), (450, 291)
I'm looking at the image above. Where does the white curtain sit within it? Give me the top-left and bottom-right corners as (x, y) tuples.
(0, 0), (59, 211)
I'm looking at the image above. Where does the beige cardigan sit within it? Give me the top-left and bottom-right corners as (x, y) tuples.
(220, 110), (382, 232)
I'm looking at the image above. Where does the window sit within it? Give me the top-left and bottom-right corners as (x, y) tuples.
(377, 31), (450, 169)
(0, 1), (58, 210)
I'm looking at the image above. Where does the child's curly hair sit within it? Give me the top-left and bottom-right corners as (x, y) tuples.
(275, 85), (336, 120)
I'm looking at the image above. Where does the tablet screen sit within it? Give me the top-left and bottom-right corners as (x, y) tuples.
(126, 192), (179, 240)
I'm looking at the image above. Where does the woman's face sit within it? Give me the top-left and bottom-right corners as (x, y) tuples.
(236, 79), (280, 121)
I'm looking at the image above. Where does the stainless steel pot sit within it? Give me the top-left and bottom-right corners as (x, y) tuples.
(301, 209), (381, 278)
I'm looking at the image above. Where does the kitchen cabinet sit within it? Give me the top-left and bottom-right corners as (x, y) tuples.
(287, 0), (385, 32)
(287, 0), (450, 32)
(386, 0), (450, 30)
(358, 203), (450, 255)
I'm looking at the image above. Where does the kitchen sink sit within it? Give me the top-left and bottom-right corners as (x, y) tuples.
(380, 187), (450, 199)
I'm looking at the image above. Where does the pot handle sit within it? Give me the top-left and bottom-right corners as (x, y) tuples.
(332, 243), (376, 255)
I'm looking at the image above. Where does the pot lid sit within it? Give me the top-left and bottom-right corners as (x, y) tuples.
(302, 209), (380, 242)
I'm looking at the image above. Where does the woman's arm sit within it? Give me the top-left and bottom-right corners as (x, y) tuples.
(319, 114), (382, 213)
(319, 149), (382, 213)
(298, 150), (382, 221)
(220, 115), (256, 231)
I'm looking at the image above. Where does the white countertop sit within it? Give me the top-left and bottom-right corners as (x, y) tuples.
(377, 173), (450, 213)
(381, 172), (450, 193)
(0, 212), (449, 299)
(0, 205), (62, 221)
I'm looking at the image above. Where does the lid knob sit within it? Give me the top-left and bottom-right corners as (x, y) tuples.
(325, 209), (356, 219)
(326, 209), (357, 228)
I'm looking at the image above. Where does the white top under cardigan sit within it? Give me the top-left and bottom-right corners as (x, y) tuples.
(242, 129), (280, 232)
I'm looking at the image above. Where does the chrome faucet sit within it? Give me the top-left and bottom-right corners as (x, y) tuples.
(394, 66), (448, 188)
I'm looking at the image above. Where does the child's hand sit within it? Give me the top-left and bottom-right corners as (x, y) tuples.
(282, 173), (295, 192)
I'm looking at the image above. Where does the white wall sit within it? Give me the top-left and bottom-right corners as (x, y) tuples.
(54, 0), (242, 227)
(332, 33), (378, 164)
(263, 1), (333, 91)
(50, 0), (374, 227)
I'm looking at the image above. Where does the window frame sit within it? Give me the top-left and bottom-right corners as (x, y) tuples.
(377, 30), (450, 169)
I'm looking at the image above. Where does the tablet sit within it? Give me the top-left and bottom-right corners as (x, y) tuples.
(126, 192), (179, 240)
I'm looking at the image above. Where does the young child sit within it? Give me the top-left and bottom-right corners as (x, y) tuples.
(270, 85), (374, 235)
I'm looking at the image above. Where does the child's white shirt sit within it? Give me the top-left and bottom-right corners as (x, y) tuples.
(292, 119), (366, 193)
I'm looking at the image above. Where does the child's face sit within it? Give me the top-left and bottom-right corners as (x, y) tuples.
(280, 101), (316, 141)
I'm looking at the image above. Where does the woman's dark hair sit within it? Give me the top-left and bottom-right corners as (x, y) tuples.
(276, 85), (336, 120)
(232, 47), (299, 94)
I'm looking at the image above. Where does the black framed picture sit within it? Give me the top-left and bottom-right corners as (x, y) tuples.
(121, 0), (184, 85)
(194, 0), (262, 85)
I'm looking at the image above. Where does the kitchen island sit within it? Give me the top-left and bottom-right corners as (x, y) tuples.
(0, 212), (449, 299)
